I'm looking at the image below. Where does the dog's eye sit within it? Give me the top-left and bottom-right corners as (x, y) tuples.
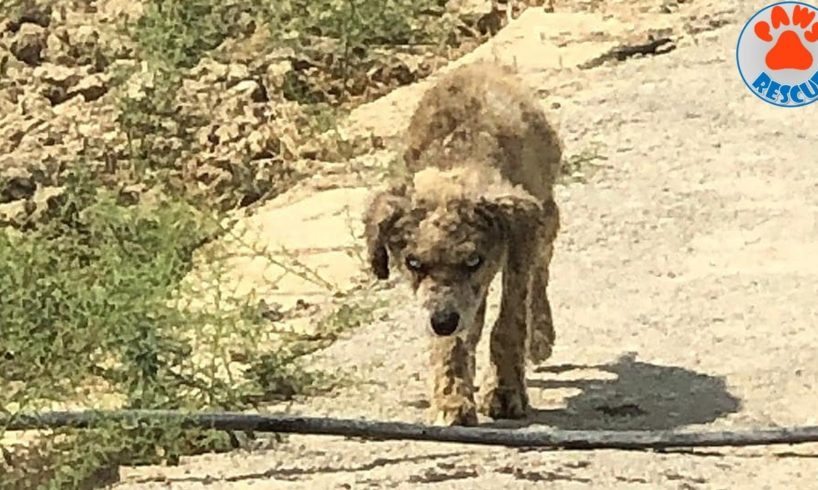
(405, 255), (424, 272)
(464, 254), (483, 271)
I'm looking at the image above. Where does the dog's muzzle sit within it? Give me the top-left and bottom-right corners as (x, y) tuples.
(430, 310), (460, 336)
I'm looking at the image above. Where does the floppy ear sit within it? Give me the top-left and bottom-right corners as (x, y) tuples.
(362, 186), (409, 279)
(474, 193), (557, 241)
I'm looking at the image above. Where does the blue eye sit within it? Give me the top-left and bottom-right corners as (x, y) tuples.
(464, 254), (483, 270)
(406, 255), (423, 272)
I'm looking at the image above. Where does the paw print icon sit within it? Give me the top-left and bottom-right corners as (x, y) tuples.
(737, 2), (818, 107)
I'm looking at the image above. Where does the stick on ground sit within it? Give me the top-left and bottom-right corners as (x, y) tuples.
(3, 410), (818, 451)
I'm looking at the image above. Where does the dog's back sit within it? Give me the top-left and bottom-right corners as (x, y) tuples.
(403, 62), (562, 202)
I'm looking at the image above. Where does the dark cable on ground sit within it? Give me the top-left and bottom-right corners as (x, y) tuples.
(3, 410), (818, 451)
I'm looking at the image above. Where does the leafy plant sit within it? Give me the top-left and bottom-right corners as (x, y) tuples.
(0, 169), (317, 488)
(132, 0), (268, 70)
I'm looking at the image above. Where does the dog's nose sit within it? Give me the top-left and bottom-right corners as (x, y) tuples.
(430, 310), (460, 336)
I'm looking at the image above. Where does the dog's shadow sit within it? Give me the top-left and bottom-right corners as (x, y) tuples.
(486, 352), (741, 430)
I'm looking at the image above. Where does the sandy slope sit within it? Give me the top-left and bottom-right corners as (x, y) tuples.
(117, 1), (818, 487)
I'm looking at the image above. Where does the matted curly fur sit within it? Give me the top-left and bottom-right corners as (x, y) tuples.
(363, 61), (562, 426)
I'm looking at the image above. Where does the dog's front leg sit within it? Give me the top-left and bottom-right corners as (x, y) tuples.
(428, 335), (479, 426)
(428, 299), (485, 426)
(478, 246), (531, 420)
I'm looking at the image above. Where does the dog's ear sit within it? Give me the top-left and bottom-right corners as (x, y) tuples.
(363, 186), (409, 279)
(475, 193), (554, 240)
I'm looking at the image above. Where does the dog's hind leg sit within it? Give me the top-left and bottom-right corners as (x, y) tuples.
(428, 298), (486, 426)
(528, 200), (560, 363)
(527, 242), (555, 364)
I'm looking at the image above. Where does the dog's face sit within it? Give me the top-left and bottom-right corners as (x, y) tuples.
(397, 203), (506, 336)
(364, 185), (543, 337)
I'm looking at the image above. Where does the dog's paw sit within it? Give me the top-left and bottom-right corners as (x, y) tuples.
(478, 385), (529, 420)
(527, 334), (553, 364)
(429, 404), (478, 426)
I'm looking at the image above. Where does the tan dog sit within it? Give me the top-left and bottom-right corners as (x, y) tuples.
(363, 61), (562, 426)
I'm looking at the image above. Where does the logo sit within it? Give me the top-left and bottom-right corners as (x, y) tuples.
(736, 2), (818, 107)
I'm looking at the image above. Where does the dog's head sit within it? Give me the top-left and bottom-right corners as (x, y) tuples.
(363, 176), (544, 337)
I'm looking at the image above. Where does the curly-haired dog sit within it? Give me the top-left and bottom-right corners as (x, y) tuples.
(363, 62), (562, 426)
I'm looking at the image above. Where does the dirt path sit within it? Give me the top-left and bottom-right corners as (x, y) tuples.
(117, 1), (818, 487)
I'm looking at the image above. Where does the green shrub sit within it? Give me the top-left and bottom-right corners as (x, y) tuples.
(0, 169), (308, 488)
(270, 0), (447, 47)
(133, 0), (268, 70)
(271, 0), (453, 101)
(0, 170), (212, 409)
(0, 0), (461, 486)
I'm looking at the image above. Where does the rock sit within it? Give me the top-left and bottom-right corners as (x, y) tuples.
(225, 63), (250, 86)
(0, 169), (36, 203)
(0, 185), (65, 229)
(45, 30), (73, 65)
(214, 123), (242, 145)
(117, 183), (148, 206)
(51, 91), (87, 116)
(109, 58), (137, 73)
(10, 2), (52, 28)
(446, 0), (491, 16)
(10, 23), (47, 65)
(181, 187), (371, 311)
(26, 185), (65, 225)
(0, 95), (15, 118)
(190, 58), (230, 84)
(0, 200), (32, 227)
(1, 117), (30, 155)
(34, 63), (83, 88)
(97, 0), (145, 23)
(229, 80), (268, 103)
(245, 126), (278, 160)
(264, 59), (292, 93)
(68, 25), (106, 67)
(71, 25), (100, 48)
(18, 90), (52, 115)
(43, 86), (73, 105)
(123, 61), (160, 100)
(0, 44), (32, 80)
(34, 63), (86, 105)
(71, 73), (108, 102)
(195, 163), (231, 186)
(257, 299), (285, 322)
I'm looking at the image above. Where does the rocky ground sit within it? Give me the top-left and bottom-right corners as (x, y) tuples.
(0, 0), (480, 226)
(1, 0), (293, 220)
(6, 0), (818, 488)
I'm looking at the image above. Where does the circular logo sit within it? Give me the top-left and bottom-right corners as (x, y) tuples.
(737, 1), (818, 108)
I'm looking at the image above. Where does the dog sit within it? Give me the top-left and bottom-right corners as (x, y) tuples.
(363, 61), (562, 426)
